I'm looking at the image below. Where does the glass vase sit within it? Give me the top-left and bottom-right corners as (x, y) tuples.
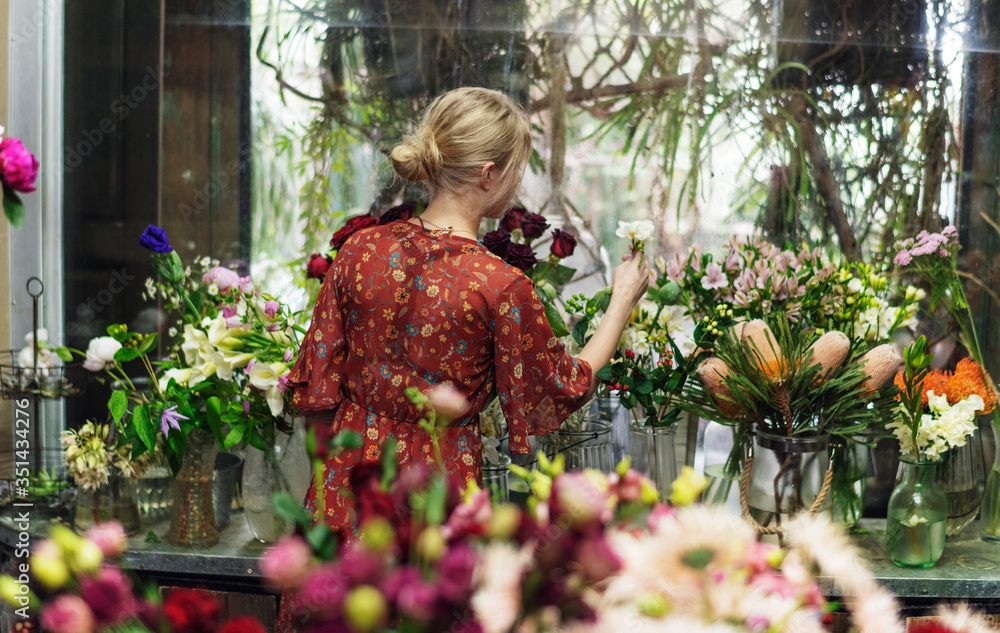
(886, 457), (947, 568)
(74, 471), (141, 536)
(538, 418), (613, 472)
(243, 426), (312, 543)
(628, 422), (678, 499)
(979, 417), (1000, 541)
(937, 435), (981, 537)
(482, 453), (511, 503)
(746, 432), (830, 531)
(167, 429), (220, 548)
(589, 397), (630, 467)
(830, 437), (868, 529)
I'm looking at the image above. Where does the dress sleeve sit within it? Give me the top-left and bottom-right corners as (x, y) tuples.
(286, 268), (347, 414)
(491, 275), (593, 454)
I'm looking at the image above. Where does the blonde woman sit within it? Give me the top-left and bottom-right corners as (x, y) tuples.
(288, 87), (649, 530)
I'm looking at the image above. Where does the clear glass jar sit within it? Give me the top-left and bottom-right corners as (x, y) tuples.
(830, 436), (868, 529)
(935, 436), (982, 537)
(887, 457), (947, 568)
(747, 431), (830, 530)
(539, 418), (613, 472)
(628, 422), (678, 500)
(482, 453), (511, 503)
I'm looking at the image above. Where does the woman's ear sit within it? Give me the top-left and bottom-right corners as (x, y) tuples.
(479, 162), (496, 191)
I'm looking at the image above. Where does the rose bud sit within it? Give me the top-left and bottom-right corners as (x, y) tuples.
(550, 228), (577, 259)
(260, 536), (315, 590)
(482, 229), (512, 260)
(306, 253), (333, 279)
(500, 206), (527, 232)
(427, 383), (470, 423)
(519, 212), (550, 240)
(40, 595), (95, 633)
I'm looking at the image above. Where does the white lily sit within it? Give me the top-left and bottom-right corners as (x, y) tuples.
(248, 362), (288, 416)
(158, 367), (192, 391)
(181, 324), (209, 366)
(212, 351), (255, 381)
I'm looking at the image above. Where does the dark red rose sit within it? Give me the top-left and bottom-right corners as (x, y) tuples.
(520, 212), (550, 240)
(550, 229), (577, 259)
(378, 200), (418, 225)
(163, 589), (220, 633)
(218, 617), (269, 633)
(330, 215), (378, 250)
(482, 229), (513, 259)
(505, 242), (538, 272)
(500, 206), (527, 232)
(306, 253), (333, 279)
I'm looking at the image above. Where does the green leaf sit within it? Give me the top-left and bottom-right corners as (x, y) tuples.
(380, 438), (398, 490)
(306, 522), (337, 560)
(206, 397), (225, 444)
(273, 491), (312, 527)
(544, 302), (569, 337)
(3, 190), (24, 229)
(114, 347), (141, 363)
(595, 364), (615, 381)
(572, 317), (591, 347)
(546, 264), (576, 287)
(633, 376), (655, 396)
(109, 390), (128, 423)
(246, 427), (267, 451)
(133, 405), (156, 454)
(223, 425), (247, 448)
(54, 347), (74, 362)
(137, 333), (158, 354)
(334, 429), (363, 450)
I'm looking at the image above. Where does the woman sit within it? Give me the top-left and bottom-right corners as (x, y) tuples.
(287, 87), (649, 529)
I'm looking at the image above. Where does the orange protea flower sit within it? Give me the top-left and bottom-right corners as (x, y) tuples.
(894, 369), (948, 408)
(759, 358), (788, 381)
(945, 358), (997, 414)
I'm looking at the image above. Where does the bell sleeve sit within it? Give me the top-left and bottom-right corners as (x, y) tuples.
(491, 275), (593, 455)
(286, 269), (347, 414)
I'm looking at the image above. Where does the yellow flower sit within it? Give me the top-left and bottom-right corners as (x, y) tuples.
(669, 466), (707, 507)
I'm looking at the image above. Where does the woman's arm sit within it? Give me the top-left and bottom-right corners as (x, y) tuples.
(576, 251), (650, 398)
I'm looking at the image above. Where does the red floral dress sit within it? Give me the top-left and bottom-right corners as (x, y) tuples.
(287, 220), (592, 530)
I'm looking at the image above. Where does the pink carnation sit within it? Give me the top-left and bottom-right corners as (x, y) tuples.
(41, 595), (95, 633)
(202, 266), (241, 293)
(85, 522), (128, 558)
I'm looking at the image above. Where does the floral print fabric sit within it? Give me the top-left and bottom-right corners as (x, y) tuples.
(287, 221), (591, 529)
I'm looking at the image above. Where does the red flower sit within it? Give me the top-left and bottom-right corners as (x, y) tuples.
(0, 138), (39, 193)
(519, 212), (550, 240)
(550, 229), (577, 259)
(505, 243), (538, 272)
(306, 253), (333, 279)
(482, 229), (513, 259)
(217, 617), (268, 633)
(909, 623), (962, 633)
(163, 589), (220, 633)
(330, 215), (378, 250)
(500, 206), (527, 232)
(378, 201), (417, 225)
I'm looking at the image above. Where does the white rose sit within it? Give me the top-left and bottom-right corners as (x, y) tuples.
(83, 336), (122, 372)
(23, 329), (48, 346)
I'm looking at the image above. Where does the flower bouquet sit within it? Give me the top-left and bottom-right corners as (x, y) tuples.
(688, 316), (901, 535)
(0, 126), (39, 229)
(0, 523), (267, 633)
(82, 225), (302, 546)
(62, 421), (153, 536)
(885, 337), (995, 564)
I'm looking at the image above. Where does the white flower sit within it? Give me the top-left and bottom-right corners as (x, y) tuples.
(616, 220), (656, 243)
(846, 277), (864, 294)
(158, 368), (192, 391)
(24, 329), (48, 346)
(212, 351), (254, 381)
(248, 361), (288, 416)
(701, 262), (729, 290)
(902, 515), (928, 528)
(82, 336), (123, 372)
(482, 436), (501, 465)
(18, 346), (58, 370)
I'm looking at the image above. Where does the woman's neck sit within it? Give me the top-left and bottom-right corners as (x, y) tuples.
(419, 192), (483, 237)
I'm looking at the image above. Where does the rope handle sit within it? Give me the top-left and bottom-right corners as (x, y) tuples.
(739, 448), (835, 536)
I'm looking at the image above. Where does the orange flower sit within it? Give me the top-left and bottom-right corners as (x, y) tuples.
(894, 369), (948, 408)
(945, 358), (997, 414)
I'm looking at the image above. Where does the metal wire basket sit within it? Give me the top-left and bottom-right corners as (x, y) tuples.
(0, 349), (85, 399)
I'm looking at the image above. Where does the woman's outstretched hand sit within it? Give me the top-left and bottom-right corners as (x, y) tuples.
(612, 250), (651, 309)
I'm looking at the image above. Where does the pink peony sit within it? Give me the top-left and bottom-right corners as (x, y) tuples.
(0, 138), (39, 193)
(85, 522), (127, 558)
(41, 595), (96, 633)
(202, 266), (241, 293)
(260, 536), (314, 590)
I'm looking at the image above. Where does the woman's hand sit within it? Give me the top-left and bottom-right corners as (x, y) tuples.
(611, 251), (651, 309)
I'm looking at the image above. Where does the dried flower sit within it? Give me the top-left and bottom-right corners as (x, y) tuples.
(804, 330), (850, 380)
(857, 343), (903, 394)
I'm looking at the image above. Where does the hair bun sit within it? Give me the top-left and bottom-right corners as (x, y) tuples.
(391, 128), (442, 183)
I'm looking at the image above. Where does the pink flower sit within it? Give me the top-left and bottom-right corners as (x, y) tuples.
(665, 253), (685, 282)
(85, 522), (127, 558)
(427, 384), (469, 422)
(0, 138), (39, 193)
(701, 262), (729, 290)
(646, 503), (676, 531)
(893, 250), (912, 266)
(575, 537), (622, 582)
(397, 581), (439, 621)
(238, 276), (254, 294)
(443, 488), (492, 539)
(264, 300), (280, 319)
(202, 266), (241, 293)
(260, 536), (315, 590)
(222, 304), (243, 328)
(551, 471), (613, 527)
(41, 595), (95, 633)
(78, 566), (141, 625)
(290, 566), (348, 618)
(943, 225), (957, 236)
(284, 348), (294, 363)
(609, 468), (645, 503)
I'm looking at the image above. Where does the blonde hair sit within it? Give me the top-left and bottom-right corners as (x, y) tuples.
(390, 87), (531, 209)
